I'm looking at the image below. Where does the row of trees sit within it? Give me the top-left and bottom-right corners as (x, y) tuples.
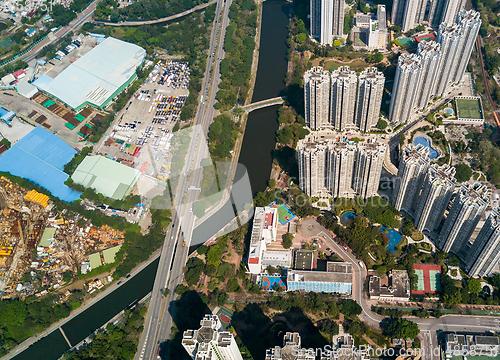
(67, 306), (146, 359)
(215, 0), (257, 109)
(94, 0), (210, 22)
(0, 291), (83, 356)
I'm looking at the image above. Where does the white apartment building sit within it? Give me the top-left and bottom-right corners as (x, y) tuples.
(182, 315), (243, 360)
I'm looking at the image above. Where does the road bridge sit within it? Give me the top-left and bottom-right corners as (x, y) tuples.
(93, 0), (217, 26)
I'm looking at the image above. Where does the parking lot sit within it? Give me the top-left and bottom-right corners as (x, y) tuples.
(95, 61), (191, 181)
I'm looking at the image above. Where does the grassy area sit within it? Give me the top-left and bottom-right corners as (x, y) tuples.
(456, 98), (483, 119)
(324, 59), (369, 73)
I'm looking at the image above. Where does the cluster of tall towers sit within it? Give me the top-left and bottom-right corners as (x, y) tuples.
(304, 66), (385, 132)
(389, 9), (481, 123)
(392, 144), (498, 278)
(393, 0), (466, 31)
(297, 132), (386, 199)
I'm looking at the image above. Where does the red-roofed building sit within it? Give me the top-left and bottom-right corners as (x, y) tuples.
(13, 69), (26, 80)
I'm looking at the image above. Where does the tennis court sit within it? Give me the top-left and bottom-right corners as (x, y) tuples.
(414, 269), (425, 291)
(270, 202), (296, 225)
(456, 98), (483, 119)
(261, 276), (286, 291)
(412, 264), (441, 294)
(429, 270), (441, 292)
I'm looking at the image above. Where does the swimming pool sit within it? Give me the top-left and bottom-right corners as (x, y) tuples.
(414, 137), (439, 159)
(380, 225), (402, 254)
(341, 212), (357, 224)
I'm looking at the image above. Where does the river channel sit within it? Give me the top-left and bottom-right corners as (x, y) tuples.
(11, 1), (290, 359)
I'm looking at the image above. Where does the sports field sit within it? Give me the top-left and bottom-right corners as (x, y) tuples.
(270, 202), (295, 225)
(354, 32), (367, 46)
(216, 308), (233, 330)
(456, 98), (483, 119)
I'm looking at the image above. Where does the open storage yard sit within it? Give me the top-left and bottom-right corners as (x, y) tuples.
(0, 176), (126, 299)
(95, 61), (190, 180)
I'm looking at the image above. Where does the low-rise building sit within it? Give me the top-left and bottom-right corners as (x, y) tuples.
(369, 270), (410, 301)
(248, 206), (292, 274)
(445, 333), (500, 357)
(266, 332), (315, 360)
(287, 262), (352, 294)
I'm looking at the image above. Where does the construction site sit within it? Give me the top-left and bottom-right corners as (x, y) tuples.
(0, 177), (125, 299)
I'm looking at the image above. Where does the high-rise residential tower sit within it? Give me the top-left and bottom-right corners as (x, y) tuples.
(377, 5), (387, 30)
(331, 66), (358, 131)
(333, 0), (345, 37)
(352, 140), (386, 199)
(310, 0), (334, 45)
(297, 140), (328, 198)
(435, 22), (463, 95)
(392, 144), (430, 216)
(441, 0), (466, 27)
(401, 0), (422, 31)
(414, 164), (456, 234)
(297, 132), (385, 199)
(388, 53), (421, 123)
(438, 184), (490, 254)
(465, 211), (500, 278)
(326, 141), (357, 198)
(182, 315), (244, 360)
(451, 10), (481, 83)
(415, 40), (441, 109)
(304, 67), (331, 130)
(355, 68), (385, 132)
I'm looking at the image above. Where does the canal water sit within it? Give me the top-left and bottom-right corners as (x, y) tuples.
(192, 0), (289, 244)
(11, 1), (290, 358)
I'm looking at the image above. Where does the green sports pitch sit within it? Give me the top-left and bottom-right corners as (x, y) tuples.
(456, 98), (483, 120)
(271, 202), (295, 225)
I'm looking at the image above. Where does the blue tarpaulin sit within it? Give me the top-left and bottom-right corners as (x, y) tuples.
(0, 127), (81, 201)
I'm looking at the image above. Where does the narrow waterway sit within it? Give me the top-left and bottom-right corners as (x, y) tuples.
(192, 0), (289, 244)
(10, 1), (290, 358)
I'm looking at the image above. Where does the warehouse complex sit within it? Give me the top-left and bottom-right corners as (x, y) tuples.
(71, 155), (141, 200)
(0, 127), (81, 202)
(33, 37), (146, 112)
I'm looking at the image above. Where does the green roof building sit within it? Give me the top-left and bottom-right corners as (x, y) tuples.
(71, 155), (140, 200)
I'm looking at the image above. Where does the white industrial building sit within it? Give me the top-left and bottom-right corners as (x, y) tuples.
(33, 37), (146, 111)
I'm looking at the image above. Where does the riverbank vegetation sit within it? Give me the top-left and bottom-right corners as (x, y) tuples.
(0, 291), (84, 356)
(215, 0), (258, 109)
(65, 305), (146, 359)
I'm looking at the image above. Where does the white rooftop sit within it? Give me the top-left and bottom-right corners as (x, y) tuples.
(34, 37), (146, 110)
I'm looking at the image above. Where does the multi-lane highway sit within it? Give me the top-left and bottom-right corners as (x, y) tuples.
(135, 0), (231, 358)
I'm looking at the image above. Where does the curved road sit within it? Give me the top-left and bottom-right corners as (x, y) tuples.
(93, 0), (216, 26)
(303, 219), (500, 360)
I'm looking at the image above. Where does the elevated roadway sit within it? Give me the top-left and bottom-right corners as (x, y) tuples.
(134, 0), (231, 358)
(93, 0), (217, 26)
